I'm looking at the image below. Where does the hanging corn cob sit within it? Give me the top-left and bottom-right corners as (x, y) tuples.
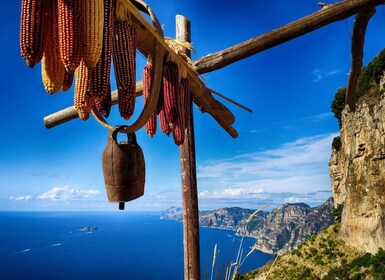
(94, 85), (112, 118)
(159, 108), (172, 136)
(20, 0), (49, 68)
(61, 71), (74, 91)
(112, 14), (137, 120)
(83, 0), (104, 69)
(172, 78), (190, 146)
(161, 60), (179, 130)
(57, 0), (85, 73)
(74, 60), (93, 120)
(143, 61), (157, 137)
(90, 0), (114, 118)
(41, 0), (66, 94)
(158, 84), (172, 135)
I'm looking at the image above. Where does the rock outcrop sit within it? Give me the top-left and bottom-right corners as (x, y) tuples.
(329, 76), (385, 254)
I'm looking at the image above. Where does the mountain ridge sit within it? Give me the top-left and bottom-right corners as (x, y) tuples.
(160, 197), (334, 254)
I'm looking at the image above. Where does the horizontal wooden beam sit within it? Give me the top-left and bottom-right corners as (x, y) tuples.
(43, 82), (143, 129)
(193, 0), (385, 74)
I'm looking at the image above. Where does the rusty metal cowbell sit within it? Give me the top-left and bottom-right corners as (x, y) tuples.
(102, 126), (145, 208)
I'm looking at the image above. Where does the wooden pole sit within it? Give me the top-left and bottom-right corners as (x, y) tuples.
(177, 15), (201, 280)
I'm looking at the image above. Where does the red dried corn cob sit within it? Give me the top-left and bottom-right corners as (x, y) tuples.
(159, 107), (172, 136)
(94, 84), (112, 118)
(20, 0), (49, 68)
(172, 78), (190, 146)
(61, 71), (74, 91)
(41, 0), (66, 94)
(74, 60), (93, 120)
(157, 86), (171, 135)
(83, 0), (104, 69)
(143, 62), (157, 137)
(162, 61), (179, 129)
(112, 18), (137, 120)
(90, 0), (114, 116)
(57, 0), (84, 73)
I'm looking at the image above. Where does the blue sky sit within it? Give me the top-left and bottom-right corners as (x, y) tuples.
(2, 1), (385, 211)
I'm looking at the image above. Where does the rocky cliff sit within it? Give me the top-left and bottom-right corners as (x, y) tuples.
(249, 197), (334, 254)
(329, 51), (385, 254)
(160, 198), (334, 255)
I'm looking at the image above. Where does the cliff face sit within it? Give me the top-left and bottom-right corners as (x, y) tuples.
(250, 198), (334, 254)
(329, 79), (385, 254)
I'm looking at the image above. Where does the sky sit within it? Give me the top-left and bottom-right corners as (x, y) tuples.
(1, 0), (385, 212)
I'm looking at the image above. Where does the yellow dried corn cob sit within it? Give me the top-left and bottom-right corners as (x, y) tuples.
(57, 0), (84, 73)
(20, 0), (49, 68)
(143, 62), (157, 137)
(162, 61), (179, 129)
(90, 0), (113, 97)
(61, 71), (74, 91)
(41, 0), (66, 94)
(74, 60), (93, 120)
(83, 0), (104, 69)
(112, 18), (137, 120)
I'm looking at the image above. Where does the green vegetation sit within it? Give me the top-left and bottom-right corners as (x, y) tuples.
(331, 87), (346, 128)
(331, 48), (385, 126)
(331, 135), (342, 151)
(332, 203), (343, 224)
(240, 219), (385, 280)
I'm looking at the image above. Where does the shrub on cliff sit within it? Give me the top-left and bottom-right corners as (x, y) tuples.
(331, 48), (385, 127)
(331, 87), (346, 127)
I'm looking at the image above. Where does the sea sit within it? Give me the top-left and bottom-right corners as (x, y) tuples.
(0, 212), (273, 280)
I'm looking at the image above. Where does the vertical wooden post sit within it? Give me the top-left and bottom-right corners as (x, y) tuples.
(177, 15), (201, 280)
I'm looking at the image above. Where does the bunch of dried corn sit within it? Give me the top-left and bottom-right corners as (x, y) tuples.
(153, 59), (191, 146)
(20, 0), (140, 124)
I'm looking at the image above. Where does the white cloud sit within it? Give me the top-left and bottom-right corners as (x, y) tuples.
(9, 195), (34, 201)
(197, 133), (337, 207)
(303, 112), (333, 122)
(312, 68), (342, 82)
(9, 185), (100, 203)
(36, 185), (100, 201)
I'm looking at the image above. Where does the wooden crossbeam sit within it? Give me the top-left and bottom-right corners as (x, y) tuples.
(193, 0), (385, 74)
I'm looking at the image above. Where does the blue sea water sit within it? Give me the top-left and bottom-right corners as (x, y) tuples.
(0, 212), (273, 280)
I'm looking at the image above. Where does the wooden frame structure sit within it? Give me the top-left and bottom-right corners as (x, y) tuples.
(43, 0), (384, 279)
